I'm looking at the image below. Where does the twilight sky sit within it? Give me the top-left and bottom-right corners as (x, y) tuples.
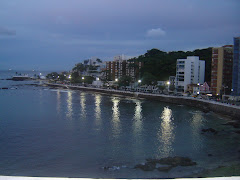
(0, 0), (239, 71)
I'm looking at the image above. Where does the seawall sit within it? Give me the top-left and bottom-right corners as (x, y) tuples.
(45, 83), (240, 119)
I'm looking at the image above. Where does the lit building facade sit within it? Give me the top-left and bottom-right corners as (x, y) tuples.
(105, 59), (142, 81)
(232, 37), (240, 96)
(175, 56), (205, 92)
(211, 45), (233, 95)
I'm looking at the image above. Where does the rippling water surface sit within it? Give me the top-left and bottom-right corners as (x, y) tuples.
(0, 71), (239, 178)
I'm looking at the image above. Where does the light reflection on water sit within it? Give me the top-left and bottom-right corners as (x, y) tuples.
(158, 107), (175, 157)
(56, 90), (61, 114)
(111, 97), (121, 138)
(133, 101), (143, 136)
(95, 94), (102, 126)
(191, 112), (204, 150)
(66, 91), (73, 119)
(80, 92), (86, 119)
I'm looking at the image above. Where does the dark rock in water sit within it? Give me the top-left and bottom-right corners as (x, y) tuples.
(201, 128), (218, 134)
(157, 166), (173, 172)
(202, 109), (209, 113)
(103, 166), (110, 170)
(134, 162), (156, 171)
(155, 156), (197, 167)
(1, 87), (8, 89)
(234, 130), (240, 134)
(103, 166), (121, 171)
(208, 154), (213, 157)
(222, 121), (240, 128)
(135, 156), (197, 172)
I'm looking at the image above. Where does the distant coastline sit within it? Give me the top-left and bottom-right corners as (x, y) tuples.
(44, 82), (240, 119)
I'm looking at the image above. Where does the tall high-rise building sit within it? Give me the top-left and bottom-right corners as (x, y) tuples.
(105, 58), (142, 81)
(211, 45), (233, 95)
(232, 37), (240, 96)
(175, 56), (205, 92)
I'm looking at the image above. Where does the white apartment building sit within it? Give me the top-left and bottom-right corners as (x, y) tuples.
(175, 56), (205, 92)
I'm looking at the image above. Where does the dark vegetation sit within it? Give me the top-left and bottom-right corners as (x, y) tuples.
(130, 48), (212, 82)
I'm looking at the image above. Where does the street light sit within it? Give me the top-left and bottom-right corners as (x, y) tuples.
(138, 80), (141, 83)
(167, 81), (170, 92)
(96, 77), (99, 81)
(82, 77), (85, 80)
(115, 78), (118, 82)
(68, 75), (71, 79)
(197, 83), (200, 95)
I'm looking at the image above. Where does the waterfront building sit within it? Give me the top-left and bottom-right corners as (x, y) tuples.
(211, 45), (233, 95)
(232, 37), (240, 96)
(105, 55), (142, 81)
(175, 56), (205, 92)
(200, 82), (210, 94)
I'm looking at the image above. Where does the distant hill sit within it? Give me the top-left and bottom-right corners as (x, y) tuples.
(129, 48), (212, 82)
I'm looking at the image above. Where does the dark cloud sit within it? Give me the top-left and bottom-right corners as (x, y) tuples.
(0, 26), (16, 36)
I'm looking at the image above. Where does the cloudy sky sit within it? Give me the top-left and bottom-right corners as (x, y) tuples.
(0, 0), (239, 71)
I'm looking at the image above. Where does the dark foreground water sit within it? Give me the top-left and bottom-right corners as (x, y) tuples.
(0, 71), (240, 178)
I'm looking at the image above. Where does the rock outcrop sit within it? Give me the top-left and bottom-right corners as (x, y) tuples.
(135, 156), (197, 172)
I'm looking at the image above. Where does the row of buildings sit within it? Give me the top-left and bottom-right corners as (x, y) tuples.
(210, 37), (240, 96)
(175, 37), (240, 96)
(73, 37), (240, 97)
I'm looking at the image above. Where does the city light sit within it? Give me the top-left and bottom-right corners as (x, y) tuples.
(82, 77), (85, 80)
(197, 83), (200, 86)
(96, 77), (99, 81)
(115, 78), (118, 82)
(167, 81), (170, 85)
(68, 75), (71, 79)
(138, 80), (141, 83)
(197, 91), (200, 95)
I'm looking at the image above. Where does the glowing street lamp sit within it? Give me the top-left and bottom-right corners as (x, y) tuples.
(82, 77), (85, 80)
(68, 75), (71, 79)
(115, 78), (118, 82)
(138, 80), (142, 83)
(96, 77), (99, 81)
(167, 81), (170, 85)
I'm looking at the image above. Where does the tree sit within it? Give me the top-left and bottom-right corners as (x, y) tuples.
(158, 85), (166, 93)
(96, 58), (102, 63)
(128, 47), (212, 82)
(169, 85), (175, 91)
(72, 63), (86, 73)
(46, 72), (59, 79)
(118, 76), (132, 87)
(142, 72), (157, 85)
(83, 76), (95, 84)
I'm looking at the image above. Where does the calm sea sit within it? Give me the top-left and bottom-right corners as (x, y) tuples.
(0, 70), (239, 178)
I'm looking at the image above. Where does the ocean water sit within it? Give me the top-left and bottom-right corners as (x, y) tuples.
(0, 70), (239, 178)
